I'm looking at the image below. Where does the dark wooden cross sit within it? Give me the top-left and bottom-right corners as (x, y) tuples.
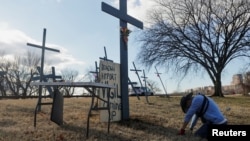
(99, 46), (113, 62)
(89, 61), (99, 82)
(128, 77), (140, 100)
(32, 66), (62, 97)
(141, 69), (149, 103)
(102, 0), (143, 120)
(155, 66), (168, 97)
(129, 62), (143, 99)
(91, 46), (113, 83)
(27, 28), (60, 111)
(130, 62), (143, 87)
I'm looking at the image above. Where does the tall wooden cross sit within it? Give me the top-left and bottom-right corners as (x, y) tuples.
(27, 28), (60, 111)
(102, 1), (143, 120)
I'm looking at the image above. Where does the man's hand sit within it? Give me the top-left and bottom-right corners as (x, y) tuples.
(177, 128), (185, 135)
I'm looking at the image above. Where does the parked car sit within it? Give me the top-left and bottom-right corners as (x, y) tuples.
(129, 86), (154, 96)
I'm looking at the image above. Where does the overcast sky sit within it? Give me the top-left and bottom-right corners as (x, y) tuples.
(0, 0), (244, 93)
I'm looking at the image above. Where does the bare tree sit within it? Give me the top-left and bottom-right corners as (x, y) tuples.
(0, 51), (40, 97)
(60, 69), (79, 96)
(18, 51), (40, 96)
(137, 0), (250, 97)
(147, 79), (161, 94)
(0, 58), (22, 96)
(0, 51), (7, 96)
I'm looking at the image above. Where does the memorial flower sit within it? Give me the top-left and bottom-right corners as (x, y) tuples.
(120, 27), (131, 36)
(120, 27), (131, 43)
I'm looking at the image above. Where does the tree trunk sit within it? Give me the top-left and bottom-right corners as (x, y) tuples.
(212, 74), (224, 97)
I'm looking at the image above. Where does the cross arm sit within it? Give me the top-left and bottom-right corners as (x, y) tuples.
(155, 72), (162, 74)
(101, 2), (143, 29)
(31, 75), (62, 81)
(27, 43), (60, 53)
(130, 69), (142, 71)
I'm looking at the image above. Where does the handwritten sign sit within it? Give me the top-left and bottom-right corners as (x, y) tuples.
(99, 60), (121, 122)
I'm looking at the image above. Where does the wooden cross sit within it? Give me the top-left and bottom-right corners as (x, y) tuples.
(102, 0), (143, 120)
(128, 77), (140, 100)
(89, 61), (99, 82)
(32, 66), (62, 97)
(155, 66), (168, 97)
(27, 28), (60, 111)
(141, 69), (149, 103)
(130, 62), (143, 87)
(99, 46), (113, 62)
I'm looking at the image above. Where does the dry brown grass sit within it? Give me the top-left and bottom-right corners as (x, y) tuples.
(0, 94), (250, 141)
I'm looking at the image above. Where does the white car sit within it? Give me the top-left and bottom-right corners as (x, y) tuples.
(129, 86), (154, 96)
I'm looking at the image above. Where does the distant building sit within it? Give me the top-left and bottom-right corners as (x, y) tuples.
(186, 73), (250, 95)
(231, 74), (243, 85)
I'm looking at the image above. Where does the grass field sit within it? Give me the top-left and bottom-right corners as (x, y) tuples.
(0, 94), (249, 141)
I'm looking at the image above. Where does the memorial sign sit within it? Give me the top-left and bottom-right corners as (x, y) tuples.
(99, 60), (121, 122)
